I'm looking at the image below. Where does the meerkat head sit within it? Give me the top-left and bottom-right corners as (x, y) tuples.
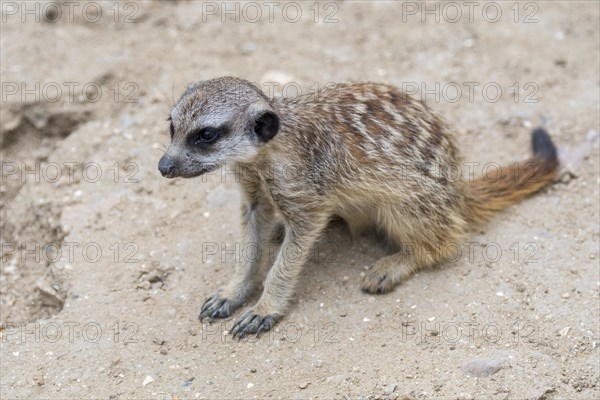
(158, 76), (280, 178)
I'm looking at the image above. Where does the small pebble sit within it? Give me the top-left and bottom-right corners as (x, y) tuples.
(384, 383), (397, 395)
(463, 358), (507, 377)
(142, 376), (154, 386)
(299, 382), (309, 389)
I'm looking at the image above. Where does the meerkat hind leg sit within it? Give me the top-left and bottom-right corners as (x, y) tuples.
(361, 211), (444, 294)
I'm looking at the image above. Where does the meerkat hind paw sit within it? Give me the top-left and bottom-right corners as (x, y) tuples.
(361, 255), (417, 294)
(361, 270), (395, 294)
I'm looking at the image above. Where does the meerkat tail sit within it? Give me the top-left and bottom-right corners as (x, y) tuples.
(464, 127), (559, 225)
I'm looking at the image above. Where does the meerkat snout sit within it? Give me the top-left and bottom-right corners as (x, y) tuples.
(157, 154), (177, 178)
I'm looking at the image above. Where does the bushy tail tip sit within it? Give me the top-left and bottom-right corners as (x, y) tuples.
(532, 127), (558, 170)
(465, 127), (559, 225)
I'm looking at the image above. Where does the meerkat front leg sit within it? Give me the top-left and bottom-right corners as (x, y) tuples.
(231, 214), (328, 338)
(199, 195), (274, 321)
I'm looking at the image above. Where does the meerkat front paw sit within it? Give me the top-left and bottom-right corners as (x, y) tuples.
(199, 293), (243, 322)
(230, 309), (278, 339)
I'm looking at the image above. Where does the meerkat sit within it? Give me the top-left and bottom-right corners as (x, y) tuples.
(158, 76), (558, 338)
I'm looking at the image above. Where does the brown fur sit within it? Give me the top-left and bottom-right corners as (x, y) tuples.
(158, 77), (559, 338)
(465, 155), (559, 224)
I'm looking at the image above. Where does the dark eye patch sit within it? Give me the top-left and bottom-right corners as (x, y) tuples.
(188, 125), (228, 148)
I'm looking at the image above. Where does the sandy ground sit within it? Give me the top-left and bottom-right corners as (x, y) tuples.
(1, 1), (599, 399)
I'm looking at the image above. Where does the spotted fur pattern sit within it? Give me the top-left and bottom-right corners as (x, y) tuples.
(160, 77), (558, 338)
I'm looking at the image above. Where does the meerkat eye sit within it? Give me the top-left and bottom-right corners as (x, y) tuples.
(194, 128), (219, 146)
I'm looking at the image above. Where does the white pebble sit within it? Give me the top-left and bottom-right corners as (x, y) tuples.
(143, 376), (154, 386)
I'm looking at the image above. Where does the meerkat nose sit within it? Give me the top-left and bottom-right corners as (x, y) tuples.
(158, 155), (176, 177)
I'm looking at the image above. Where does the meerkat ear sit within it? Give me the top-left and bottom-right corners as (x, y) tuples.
(253, 110), (280, 142)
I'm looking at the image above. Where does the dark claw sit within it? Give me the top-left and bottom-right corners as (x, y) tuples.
(361, 272), (389, 294)
(231, 312), (277, 339)
(199, 294), (237, 322)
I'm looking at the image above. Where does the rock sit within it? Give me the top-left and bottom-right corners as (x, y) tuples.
(554, 59), (567, 67)
(463, 358), (507, 377)
(558, 171), (576, 184)
(457, 392), (474, 400)
(35, 281), (64, 308)
(384, 383), (397, 395)
(299, 382), (309, 389)
(528, 386), (555, 399)
(313, 359), (322, 368)
(142, 375), (154, 386)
